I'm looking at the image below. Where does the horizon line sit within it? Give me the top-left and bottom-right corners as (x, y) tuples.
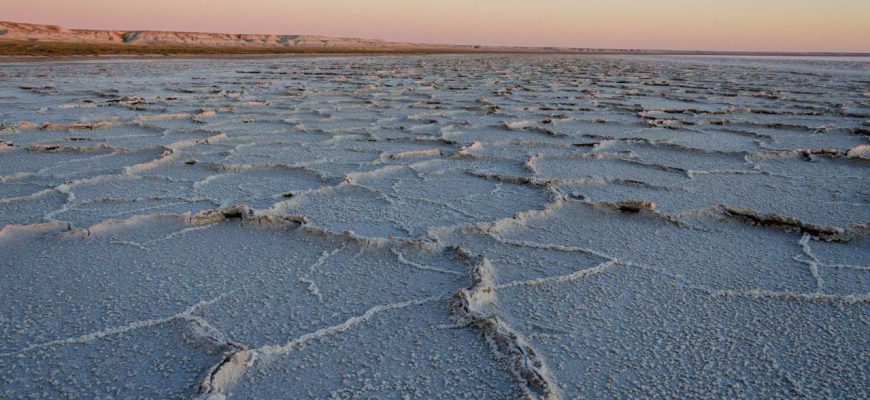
(2, 19), (869, 56)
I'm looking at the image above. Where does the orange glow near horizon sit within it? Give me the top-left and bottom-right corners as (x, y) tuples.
(2, 0), (869, 52)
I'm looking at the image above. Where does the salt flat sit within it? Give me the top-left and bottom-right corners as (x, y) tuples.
(0, 55), (868, 399)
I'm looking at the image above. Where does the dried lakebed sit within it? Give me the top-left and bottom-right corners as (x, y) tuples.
(0, 55), (868, 399)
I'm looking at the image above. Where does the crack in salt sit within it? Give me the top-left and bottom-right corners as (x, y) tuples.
(198, 295), (443, 397)
(1, 293), (229, 357)
(392, 248), (465, 276)
(493, 260), (619, 290)
(449, 255), (561, 400)
(795, 234), (825, 293)
(297, 245), (347, 302)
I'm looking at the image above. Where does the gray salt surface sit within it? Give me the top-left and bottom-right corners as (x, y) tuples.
(1, 55), (868, 399)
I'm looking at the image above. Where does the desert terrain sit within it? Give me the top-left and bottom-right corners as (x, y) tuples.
(0, 54), (868, 398)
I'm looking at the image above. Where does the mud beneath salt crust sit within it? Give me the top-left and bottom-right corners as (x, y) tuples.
(1, 55), (868, 399)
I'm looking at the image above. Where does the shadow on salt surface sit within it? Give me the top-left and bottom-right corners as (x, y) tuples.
(197, 120), (300, 137)
(591, 140), (754, 172)
(0, 146), (116, 177)
(227, 302), (520, 400)
(0, 211), (469, 398)
(42, 147), (170, 178)
(0, 177), (54, 199)
(660, 128), (765, 153)
(572, 125), (709, 142)
(568, 153), (869, 229)
(224, 141), (384, 181)
(0, 188), (67, 227)
(6, 124), (214, 152)
(1, 320), (228, 399)
(51, 198), (219, 229)
(441, 123), (570, 145)
(799, 234), (870, 296)
(193, 165), (324, 209)
(809, 234), (870, 267)
(747, 125), (869, 152)
(0, 145), (166, 182)
(495, 266), (869, 399)
(40, 173), (218, 228)
(455, 140), (567, 163)
(276, 161), (553, 238)
(1, 145), (333, 229)
(489, 200), (823, 293)
(276, 184), (408, 238)
(433, 227), (609, 286)
(531, 152), (690, 187)
(68, 175), (194, 202)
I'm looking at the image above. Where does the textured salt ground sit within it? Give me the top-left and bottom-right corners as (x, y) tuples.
(226, 302), (521, 400)
(1, 55), (868, 399)
(565, 154), (869, 229)
(495, 268), (869, 399)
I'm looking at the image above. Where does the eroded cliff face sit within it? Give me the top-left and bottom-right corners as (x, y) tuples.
(0, 20), (472, 51)
(0, 55), (868, 399)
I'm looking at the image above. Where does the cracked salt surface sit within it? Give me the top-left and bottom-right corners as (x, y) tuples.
(0, 55), (868, 399)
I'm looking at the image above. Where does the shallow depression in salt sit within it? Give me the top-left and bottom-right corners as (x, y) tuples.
(0, 55), (868, 399)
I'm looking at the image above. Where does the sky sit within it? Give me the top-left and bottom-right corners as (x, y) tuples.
(2, 0), (869, 52)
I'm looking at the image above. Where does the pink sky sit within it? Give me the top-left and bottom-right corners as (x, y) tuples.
(2, 0), (869, 52)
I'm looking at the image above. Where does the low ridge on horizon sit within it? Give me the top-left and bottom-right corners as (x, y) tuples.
(2, 20), (868, 57)
(0, 20), (585, 54)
